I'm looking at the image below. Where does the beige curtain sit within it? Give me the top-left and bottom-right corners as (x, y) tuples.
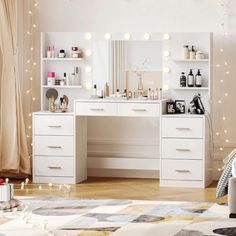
(0, 0), (31, 175)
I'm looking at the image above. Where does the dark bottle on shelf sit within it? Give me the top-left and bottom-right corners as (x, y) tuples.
(180, 72), (186, 87)
(195, 69), (202, 87)
(187, 69), (194, 87)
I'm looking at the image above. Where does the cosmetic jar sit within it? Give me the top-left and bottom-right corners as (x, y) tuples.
(47, 72), (55, 86)
(58, 49), (66, 58)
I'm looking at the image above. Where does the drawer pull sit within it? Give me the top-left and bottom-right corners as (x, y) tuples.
(90, 108), (104, 111)
(48, 125), (62, 128)
(132, 109), (147, 112)
(176, 148), (191, 152)
(47, 146), (62, 149)
(175, 169), (191, 173)
(176, 128), (191, 131)
(48, 166), (62, 170)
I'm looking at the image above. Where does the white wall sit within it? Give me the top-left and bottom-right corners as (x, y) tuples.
(23, 0), (236, 179)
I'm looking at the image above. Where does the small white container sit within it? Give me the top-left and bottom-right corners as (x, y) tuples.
(183, 45), (189, 59)
(0, 184), (14, 202)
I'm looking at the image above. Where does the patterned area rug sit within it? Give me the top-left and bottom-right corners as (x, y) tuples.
(0, 197), (235, 236)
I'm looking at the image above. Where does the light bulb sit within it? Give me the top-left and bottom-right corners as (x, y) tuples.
(85, 49), (92, 57)
(28, 10), (32, 15)
(33, 24), (37, 28)
(220, 79), (224, 83)
(222, 116), (226, 121)
(26, 90), (30, 94)
(163, 33), (170, 40)
(30, 47), (34, 51)
(85, 33), (92, 40)
(28, 126), (31, 129)
(216, 64), (221, 67)
(225, 93), (228, 97)
(48, 183), (53, 187)
(34, 2), (38, 7)
(26, 31), (31, 35)
(38, 185), (42, 190)
(29, 113), (32, 117)
(224, 61), (228, 65)
(163, 67), (170, 73)
(218, 100), (222, 104)
(30, 77), (33, 81)
(33, 62), (37, 66)
(219, 147), (224, 151)
(163, 84), (169, 91)
(226, 71), (230, 75)
(27, 135), (30, 138)
(225, 139), (229, 143)
(124, 33), (131, 40)
(27, 59), (31, 64)
(220, 48), (224, 52)
(143, 33), (151, 40)
(163, 50), (170, 57)
(32, 97), (36, 101)
(85, 66), (92, 73)
(104, 33), (111, 40)
(25, 69), (29, 72)
(216, 132), (220, 136)
(224, 130), (227, 133)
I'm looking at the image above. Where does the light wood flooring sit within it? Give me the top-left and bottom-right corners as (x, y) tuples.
(13, 177), (227, 203)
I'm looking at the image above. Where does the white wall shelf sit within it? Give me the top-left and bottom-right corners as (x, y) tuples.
(171, 59), (209, 62)
(43, 85), (83, 89)
(170, 87), (208, 90)
(42, 58), (84, 61)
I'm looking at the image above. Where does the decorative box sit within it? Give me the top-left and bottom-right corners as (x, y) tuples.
(0, 184), (14, 202)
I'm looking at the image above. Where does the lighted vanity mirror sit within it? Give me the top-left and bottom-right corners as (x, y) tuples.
(92, 40), (163, 94)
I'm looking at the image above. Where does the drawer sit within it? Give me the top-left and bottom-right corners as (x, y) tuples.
(161, 159), (203, 181)
(34, 156), (74, 177)
(161, 117), (203, 138)
(75, 102), (117, 116)
(34, 136), (74, 156)
(161, 138), (203, 159)
(34, 115), (74, 135)
(118, 103), (160, 117)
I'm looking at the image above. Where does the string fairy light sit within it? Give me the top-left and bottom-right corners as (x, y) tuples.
(215, 0), (231, 170)
(24, 0), (39, 158)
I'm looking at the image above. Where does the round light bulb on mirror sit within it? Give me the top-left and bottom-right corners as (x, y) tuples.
(216, 132), (220, 136)
(226, 71), (230, 75)
(163, 33), (170, 40)
(85, 33), (92, 40)
(219, 147), (224, 151)
(163, 67), (170, 73)
(124, 33), (131, 40)
(28, 10), (32, 15)
(225, 139), (229, 143)
(33, 24), (37, 28)
(218, 100), (222, 104)
(225, 93), (228, 97)
(85, 49), (92, 57)
(220, 48), (224, 52)
(143, 33), (151, 40)
(224, 130), (227, 133)
(104, 33), (111, 40)
(222, 116), (226, 121)
(163, 84), (169, 91)
(220, 79), (224, 83)
(163, 50), (170, 57)
(85, 66), (92, 73)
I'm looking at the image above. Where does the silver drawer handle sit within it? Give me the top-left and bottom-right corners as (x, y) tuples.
(47, 146), (62, 149)
(48, 125), (62, 128)
(176, 128), (191, 130)
(90, 108), (104, 111)
(48, 166), (62, 170)
(176, 149), (191, 152)
(132, 109), (147, 112)
(175, 169), (191, 173)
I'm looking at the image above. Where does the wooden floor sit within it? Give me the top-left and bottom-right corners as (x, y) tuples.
(13, 177), (227, 203)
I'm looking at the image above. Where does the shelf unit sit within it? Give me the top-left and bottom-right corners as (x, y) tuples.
(40, 32), (92, 111)
(170, 87), (209, 91)
(171, 59), (209, 62)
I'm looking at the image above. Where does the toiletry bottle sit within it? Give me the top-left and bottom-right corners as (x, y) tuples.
(148, 88), (151, 100)
(66, 74), (70, 86)
(47, 46), (52, 58)
(128, 91), (132, 99)
(158, 88), (163, 100)
(190, 46), (196, 60)
(154, 88), (159, 100)
(187, 69), (194, 87)
(92, 84), (97, 98)
(104, 82), (109, 97)
(60, 73), (66, 86)
(71, 73), (75, 86)
(150, 90), (154, 100)
(74, 67), (81, 86)
(180, 72), (186, 87)
(195, 69), (202, 87)
(51, 46), (55, 58)
(183, 45), (189, 59)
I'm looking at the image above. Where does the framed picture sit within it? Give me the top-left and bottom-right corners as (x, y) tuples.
(175, 100), (185, 114)
(166, 102), (176, 114)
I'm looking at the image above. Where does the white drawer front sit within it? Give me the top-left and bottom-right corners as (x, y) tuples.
(161, 117), (203, 138)
(34, 115), (74, 135)
(34, 136), (74, 156)
(118, 103), (160, 117)
(75, 102), (117, 116)
(161, 159), (203, 181)
(34, 156), (74, 177)
(161, 138), (203, 159)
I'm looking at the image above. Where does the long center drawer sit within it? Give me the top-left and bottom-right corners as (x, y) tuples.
(34, 136), (74, 156)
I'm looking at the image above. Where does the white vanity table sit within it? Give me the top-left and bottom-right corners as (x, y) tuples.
(33, 32), (212, 188)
